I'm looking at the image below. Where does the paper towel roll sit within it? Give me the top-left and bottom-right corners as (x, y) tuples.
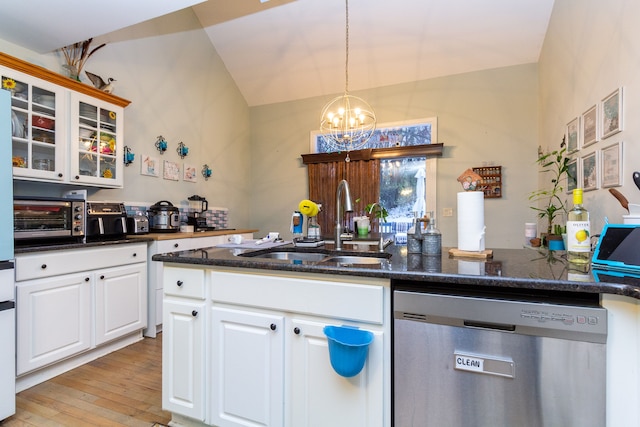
(457, 191), (486, 251)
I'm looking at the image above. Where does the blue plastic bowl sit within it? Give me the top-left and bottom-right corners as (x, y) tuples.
(323, 325), (374, 378)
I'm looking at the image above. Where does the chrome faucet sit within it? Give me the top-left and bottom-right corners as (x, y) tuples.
(334, 179), (354, 250)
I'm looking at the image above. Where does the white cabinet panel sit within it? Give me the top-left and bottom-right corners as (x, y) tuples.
(211, 306), (285, 427)
(95, 263), (147, 346)
(163, 300), (205, 421)
(289, 318), (384, 427)
(16, 273), (91, 375)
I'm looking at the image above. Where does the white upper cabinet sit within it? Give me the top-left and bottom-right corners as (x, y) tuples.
(1, 52), (130, 188)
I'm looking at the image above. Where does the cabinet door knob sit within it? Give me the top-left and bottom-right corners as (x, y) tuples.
(41, 264), (47, 269)
(174, 243), (179, 248)
(133, 253), (137, 257)
(75, 175), (80, 179)
(85, 277), (90, 282)
(270, 323), (277, 331)
(58, 173), (63, 178)
(177, 280), (183, 287)
(293, 327), (301, 335)
(100, 275), (105, 280)
(192, 310), (198, 317)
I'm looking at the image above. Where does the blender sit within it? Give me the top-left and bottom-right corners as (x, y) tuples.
(187, 195), (210, 230)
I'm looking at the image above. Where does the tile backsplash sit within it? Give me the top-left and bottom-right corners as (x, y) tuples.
(125, 203), (229, 229)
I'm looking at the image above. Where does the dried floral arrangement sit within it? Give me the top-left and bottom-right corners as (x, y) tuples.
(60, 38), (105, 81)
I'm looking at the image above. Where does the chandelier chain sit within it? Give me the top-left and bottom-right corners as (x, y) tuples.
(345, 0), (349, 94)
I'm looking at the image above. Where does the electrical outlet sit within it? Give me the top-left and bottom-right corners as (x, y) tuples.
(443, 208), (453, 217)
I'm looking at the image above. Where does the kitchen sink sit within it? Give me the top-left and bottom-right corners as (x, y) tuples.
(247, 251), (328, 262)
(319, 255), (389, 266)
(238, 247), (391, 267)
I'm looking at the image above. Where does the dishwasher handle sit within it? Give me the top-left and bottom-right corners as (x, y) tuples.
(463, 320), (516, 332)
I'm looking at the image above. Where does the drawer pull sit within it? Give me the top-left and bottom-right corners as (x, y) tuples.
(100, 275), (105, 280)
(85, 277), (90, 282)
(41, 264), (47, 269)
(293, 327), (301, 335)
(177, 280), (184, 287)
(270, 323), (277, 331)
(133, 253), (137, 257)
(174, 243), (179, 248)
(192, 310), (198, 317)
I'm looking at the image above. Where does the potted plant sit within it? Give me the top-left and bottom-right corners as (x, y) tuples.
(529, 140), (571, 247)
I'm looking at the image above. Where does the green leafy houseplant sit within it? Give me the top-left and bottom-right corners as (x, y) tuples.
(529, 142), (572, 239)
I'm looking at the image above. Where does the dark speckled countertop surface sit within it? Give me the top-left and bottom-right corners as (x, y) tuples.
(152, 241), (640, 300)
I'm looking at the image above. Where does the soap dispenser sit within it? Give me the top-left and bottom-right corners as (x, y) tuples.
(422, 211), (442, 255)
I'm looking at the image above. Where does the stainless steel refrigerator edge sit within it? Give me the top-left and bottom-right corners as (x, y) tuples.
(0, 88), (16, 420)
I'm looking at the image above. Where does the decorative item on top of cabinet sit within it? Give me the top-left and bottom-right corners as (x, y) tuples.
(202, 164), (212, 180)
(155, 135), (168, 154)
(472, 166), (502, 198)
(176, 141), (188, 159)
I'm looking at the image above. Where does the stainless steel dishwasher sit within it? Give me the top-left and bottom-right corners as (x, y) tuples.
(393, 284), (607, 427)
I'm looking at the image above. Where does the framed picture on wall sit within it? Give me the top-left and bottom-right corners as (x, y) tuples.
(566, 117), (579, 153)
(601, 87), (623, 139)
(140, 154), (159, 177)
(601, 141), (623, 188)
(566, 158), (579, 194)
(183, 164), (197, 183)
(581, 151), (599, 191)
(581, 104), (598, 147)
(163, 160), (180, 181)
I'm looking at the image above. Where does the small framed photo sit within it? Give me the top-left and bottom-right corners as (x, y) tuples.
(140, 154), (159, 177)
(183, 164), (197, 183)
(566, 158), (579, 194)
(601, 141), (623, 188)
(581, 151), (599, 191)
(601, 87), (623, 139)
(581, 105), (598, 147)
(566, 117), (579, 153)
(163, 160), (180, 181)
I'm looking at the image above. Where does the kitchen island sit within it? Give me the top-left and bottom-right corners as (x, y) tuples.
(153, 243), (640, 427)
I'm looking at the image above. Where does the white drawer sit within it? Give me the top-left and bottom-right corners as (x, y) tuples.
(156, 239), (188, 254)
(211, 270), (385, 324)
(164, 267), (205, 299)
(15, 243), (146, 282)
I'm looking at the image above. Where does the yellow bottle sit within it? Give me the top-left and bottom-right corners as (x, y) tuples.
(566, 189), (591, 264)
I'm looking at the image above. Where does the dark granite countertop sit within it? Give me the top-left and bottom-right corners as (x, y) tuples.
(152, 242), (640, 300)
(14, 237), (154, 254)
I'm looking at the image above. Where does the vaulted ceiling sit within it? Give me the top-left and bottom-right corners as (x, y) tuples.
(0, 0), (555, 107)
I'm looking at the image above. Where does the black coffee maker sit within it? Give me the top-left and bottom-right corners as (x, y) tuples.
(187, 195), (209, 230)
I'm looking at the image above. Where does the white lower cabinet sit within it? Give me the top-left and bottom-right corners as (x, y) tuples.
(16, 273), (92, 375)
(288, 317), (384, 427)
(95, 264), (147, 346)
(162, 266), (389, 427)
(15, 243), (147, 376)
(163, 299), (206, 421)
(211, 306), (285, 427)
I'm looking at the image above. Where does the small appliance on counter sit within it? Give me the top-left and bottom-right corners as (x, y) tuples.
(126, 212), (149, 235)
(148, 200), (180, 232)
(85, 201), (127, 241)
(187, 194), (216, 231)
(13, 196), (86, 245)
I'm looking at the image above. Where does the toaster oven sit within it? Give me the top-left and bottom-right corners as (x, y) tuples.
(13, 197), (85, 244)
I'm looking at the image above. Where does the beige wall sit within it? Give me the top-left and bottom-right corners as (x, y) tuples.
(250, 64), (540, 248)
(3, 9), (252, 228)
(539, 0), (640, 235)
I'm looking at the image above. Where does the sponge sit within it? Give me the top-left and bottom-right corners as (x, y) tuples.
(298, 199), (319, 217)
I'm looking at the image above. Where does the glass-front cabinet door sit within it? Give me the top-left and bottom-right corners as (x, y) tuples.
(69, 93), (123, 188)
(1, 67), (66, 181)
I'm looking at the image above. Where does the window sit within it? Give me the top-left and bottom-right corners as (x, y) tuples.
(308, 118), (438, 234)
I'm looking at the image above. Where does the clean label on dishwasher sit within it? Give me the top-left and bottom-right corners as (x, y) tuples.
(454, 352), (515, 378)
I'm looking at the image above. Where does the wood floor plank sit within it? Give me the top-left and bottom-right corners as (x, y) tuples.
(3, 334), (171, 427)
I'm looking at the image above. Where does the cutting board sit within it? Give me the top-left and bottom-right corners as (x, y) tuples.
(448, 248), (493, 259)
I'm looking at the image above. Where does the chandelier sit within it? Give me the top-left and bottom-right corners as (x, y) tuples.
(320, 0), (376, 160)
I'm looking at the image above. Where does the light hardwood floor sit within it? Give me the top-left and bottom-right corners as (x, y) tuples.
(2, 334), (171, 427)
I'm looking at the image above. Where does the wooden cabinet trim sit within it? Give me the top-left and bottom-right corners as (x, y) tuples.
(301, 143), (443, 164)
(0, 52), (131, 107)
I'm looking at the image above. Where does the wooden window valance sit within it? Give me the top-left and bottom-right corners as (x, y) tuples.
(301, 143), (443, 165)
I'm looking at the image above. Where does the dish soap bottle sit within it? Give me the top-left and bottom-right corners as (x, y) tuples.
(566, 188), (590, 264)
(422, 211), (442, 256)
